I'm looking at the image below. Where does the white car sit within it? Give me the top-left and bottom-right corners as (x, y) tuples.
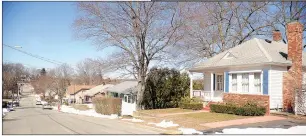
(42, 102), (53, 110)
(36, 100), (42, 105)
(3, 108), (9, 118)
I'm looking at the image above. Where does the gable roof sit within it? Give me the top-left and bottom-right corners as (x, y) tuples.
(84, 84), (114, 97)
(190, 38), (306, 72)
(66, 85), (95, 95)
(105, 81), (138, 94)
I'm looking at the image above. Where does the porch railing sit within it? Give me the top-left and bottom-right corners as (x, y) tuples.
(192, 90), (212, 101)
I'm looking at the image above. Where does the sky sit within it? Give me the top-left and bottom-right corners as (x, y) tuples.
(3, 2), (115, 69)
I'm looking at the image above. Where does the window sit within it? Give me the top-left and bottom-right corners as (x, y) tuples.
(254, 73), (261, 93)
(242, 73), (249, 92)
(216, 75), (223, 91)
(232, 74), (237, 92)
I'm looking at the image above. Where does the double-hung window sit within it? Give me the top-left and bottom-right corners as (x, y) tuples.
(216, 75), (223, 91)
(231, 74), (237, 92)
(242, 73), (249, 92)
(254, 73), (261, 93)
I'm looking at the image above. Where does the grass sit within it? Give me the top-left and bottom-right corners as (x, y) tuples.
(138, 108), (194, 116)
(72, 104), (90, 111)
(137, 112), (248, 130)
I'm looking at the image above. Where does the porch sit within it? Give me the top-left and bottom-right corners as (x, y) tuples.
(189, 72), (225, 102)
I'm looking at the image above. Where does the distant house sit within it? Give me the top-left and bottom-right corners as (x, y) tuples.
(105, 81), (138, 116)
(189, 22), (306, 114)
(64, 85), (95, 104)
(83, 84), (114, 103)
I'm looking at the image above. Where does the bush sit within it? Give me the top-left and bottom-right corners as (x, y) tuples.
(179, 97), (203, 110)
(92, 97), (122, 115)
(210, 103), (266, 116)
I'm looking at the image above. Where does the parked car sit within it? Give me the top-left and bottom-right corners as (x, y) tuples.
(13, 101), (20, 107)
(3, 101), (14, 111)
(36, 100), (42, 105)
(3, 108), (9, 118)
(42, 102), (53, 110)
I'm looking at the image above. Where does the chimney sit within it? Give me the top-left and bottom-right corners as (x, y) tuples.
(282, 21), (304, 112)
(273, 30), (282, 42)
(286, 21), (303, 63)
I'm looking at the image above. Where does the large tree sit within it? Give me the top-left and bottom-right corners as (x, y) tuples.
(74, 2), (184, 109)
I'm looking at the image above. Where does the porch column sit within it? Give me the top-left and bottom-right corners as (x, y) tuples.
(190, 72), (193, 98)
(210, 73), (214, 101)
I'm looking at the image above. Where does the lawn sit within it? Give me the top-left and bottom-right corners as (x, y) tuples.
(138, 108), (193, 116)
(71, 104), (90, 111)
(137, 112), (248, 130)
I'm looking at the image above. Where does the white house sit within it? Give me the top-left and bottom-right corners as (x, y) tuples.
(105, 81), (138, 116)
(189, 21), (306, 113)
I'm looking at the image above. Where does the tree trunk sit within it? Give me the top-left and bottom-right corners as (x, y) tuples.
(136, 76), (145, 110)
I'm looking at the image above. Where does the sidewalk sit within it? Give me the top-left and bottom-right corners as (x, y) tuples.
(201, 116), (286, 128)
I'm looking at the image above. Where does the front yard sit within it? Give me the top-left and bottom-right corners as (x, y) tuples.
(128, 108), (248, 131)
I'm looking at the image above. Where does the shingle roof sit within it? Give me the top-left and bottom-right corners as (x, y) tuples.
(83, 84), (114, 96)
(66, 85), (95, 95)
(105, 81), (138, 94)
(190, 38), (306, 72)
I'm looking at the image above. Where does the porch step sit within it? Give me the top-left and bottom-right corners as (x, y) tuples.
(203, 101), (218, 111)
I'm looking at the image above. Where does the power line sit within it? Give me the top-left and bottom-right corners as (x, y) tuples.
(3, 44), (64, 65)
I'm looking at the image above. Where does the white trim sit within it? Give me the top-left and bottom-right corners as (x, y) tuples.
(210, 73), (214, 99)
(229, 70), (262, 74)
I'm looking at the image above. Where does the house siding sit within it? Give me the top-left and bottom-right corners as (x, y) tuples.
(269, 66), (287, 109)
(204, 72), (211, 91)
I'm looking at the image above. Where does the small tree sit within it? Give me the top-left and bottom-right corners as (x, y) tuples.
(142, 67), (189, 109)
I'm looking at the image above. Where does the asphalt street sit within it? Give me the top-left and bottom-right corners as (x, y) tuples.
(3, 88), (164, 134)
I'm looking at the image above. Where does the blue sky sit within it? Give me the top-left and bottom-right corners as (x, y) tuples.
(3, 2), (114, 69)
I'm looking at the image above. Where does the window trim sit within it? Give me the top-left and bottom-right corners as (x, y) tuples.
(229, 71), (263, 95)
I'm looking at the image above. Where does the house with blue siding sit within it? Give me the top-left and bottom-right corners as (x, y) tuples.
(188, 26), (306, 111)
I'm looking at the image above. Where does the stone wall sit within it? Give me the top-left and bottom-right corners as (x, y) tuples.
(223, 93), (270, 115)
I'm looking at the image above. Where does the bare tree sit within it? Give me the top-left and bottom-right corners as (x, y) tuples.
(169, 2), (272, 67)
(271, 2), (306, 41)
(3, 63), (28, 98)
(74, 2), (184, 109)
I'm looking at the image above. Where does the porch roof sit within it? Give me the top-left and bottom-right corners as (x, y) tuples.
(189, 38), (306, 72)
(105, 81), (138, 94)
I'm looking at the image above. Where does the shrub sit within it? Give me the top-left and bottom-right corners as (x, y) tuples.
(92, 97), (122, 115)
(179, 97), (203, 110)
(210, 103), (266, 116)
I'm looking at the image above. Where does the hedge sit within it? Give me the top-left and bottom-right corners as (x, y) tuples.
(210, 103), (266, 116)
(92, 97), (122, 115)
(179, 97), (203, 110)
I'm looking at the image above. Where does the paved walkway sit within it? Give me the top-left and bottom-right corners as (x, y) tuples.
(157, 110), (209, 117)
(200, 116), (286, 128)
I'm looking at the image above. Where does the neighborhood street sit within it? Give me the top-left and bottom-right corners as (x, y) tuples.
(3, 90), (163, 134)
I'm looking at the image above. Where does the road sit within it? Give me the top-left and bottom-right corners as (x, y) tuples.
(3, 87), (163, 134)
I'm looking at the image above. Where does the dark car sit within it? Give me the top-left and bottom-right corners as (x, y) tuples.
(13, 101), (20, 107)
(3, 101), (14, 111)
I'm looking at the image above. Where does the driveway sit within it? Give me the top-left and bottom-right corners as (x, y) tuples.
(3, 91), (164, 134)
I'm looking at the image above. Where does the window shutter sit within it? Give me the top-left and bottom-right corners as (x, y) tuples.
(213, 74), (215, 91)
(263, 69), (269, 95)
(225, 72), (229, 93)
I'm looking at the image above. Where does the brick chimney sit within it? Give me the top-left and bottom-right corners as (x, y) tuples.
(282, 21), (304, 112)
(273, 30), (282, 42)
